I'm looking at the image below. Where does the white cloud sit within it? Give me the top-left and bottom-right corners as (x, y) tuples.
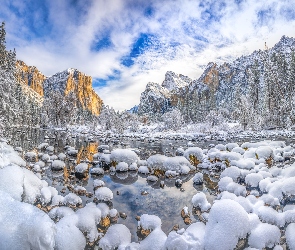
(1, 0), (295, 110)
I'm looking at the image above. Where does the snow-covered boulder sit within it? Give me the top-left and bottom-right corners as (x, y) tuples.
(204, 199), (250, 250)
(184, 147), (204, 165)
(191, 192), (211, 212)
(110, 149), (139, 165)
(51, 160), (65, 171)
(248, 223), (280, 249)
(95, 187), (113, 201)
(165, 222), (205, 250)
(0, 191), (56, 250)
(99, 224), (131, 250)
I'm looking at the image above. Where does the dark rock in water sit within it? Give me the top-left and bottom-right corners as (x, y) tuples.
(175, 179), (182, 188)
(119, 212), (127, 219)
(75, 172), (88, 179)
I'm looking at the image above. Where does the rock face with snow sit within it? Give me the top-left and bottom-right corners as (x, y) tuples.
(15, 60), (46, 96)
(137, 36), (295, 126)
(43, 68), (103, 115)
(15, 63), (103, 115)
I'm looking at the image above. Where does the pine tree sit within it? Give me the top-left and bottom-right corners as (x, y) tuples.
(0, 21), (7, 69)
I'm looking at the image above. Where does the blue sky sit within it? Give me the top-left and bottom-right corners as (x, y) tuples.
(1, 0), (295, 110)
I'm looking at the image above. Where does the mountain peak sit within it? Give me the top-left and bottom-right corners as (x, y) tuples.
(162, 71), (191, 91)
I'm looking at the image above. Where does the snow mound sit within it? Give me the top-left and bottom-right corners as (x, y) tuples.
(95, 187), (113, 201)
(0, 190), (56, 250)
(99, 224), (131, 250)
(165, 222), (205, 250)
(248, 223), (280, 249)
(110, 149), (139, 165)
(191, 192), (211, 211)
(204, 199), (250, 250)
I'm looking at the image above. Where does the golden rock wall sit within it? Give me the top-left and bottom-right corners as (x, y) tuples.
(65, 71), (103, 115)
(15, 60), (45, 96)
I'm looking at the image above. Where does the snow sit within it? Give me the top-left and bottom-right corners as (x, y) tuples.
(93, 179), (105, 188)
(191, 192), (211, 212)
(40, 186), (58, 205)
(225, 143), (239, 151)
(0, 190), (56, 250)
(110, 149), (139, 165)
(163, 156), (194, 173)
(255, 146), (274, 160)
(90, 167), (104, 175)
(55, 215), (86, 250)
(57, 153), (66, 161)
(64, 193), (82, 206)
(75, 163), (88, 173)
(147, 154), (167, 171)
(184, 147), (204, 162)
(0, 142), (26, 168)
(24, 151), (37, 161)
(139, 214), (167, 250)
(193, 172), (203, 184)
(99, 224), (131, 250)
(95, 187), (113, 201)
(51, 160), (65, 171)
(116, 161), (129, 172)
(41, 153), (50, 162)
(110, 208), (118, 217)
(147, 175), (158, 182)
(75, 203), (101, 242)
(165, 222), (205, 250)
(129, 162), (138, 171)
(220, 166), (241, 181)
(38, 142), (49, 150)
(204, 199), (250, 250)
(138, 166), (150, 174)
(245, 173), (264, 187)
(49, 206), (75, 221)
(248, 223), (280, 249)
(231, 158), (255, 169)
(286, 223), (295, 250)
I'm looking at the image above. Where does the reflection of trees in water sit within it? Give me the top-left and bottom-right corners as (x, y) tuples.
(7, 128), (45, 152)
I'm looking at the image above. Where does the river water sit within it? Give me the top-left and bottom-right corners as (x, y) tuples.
(5, 128), (295, 244)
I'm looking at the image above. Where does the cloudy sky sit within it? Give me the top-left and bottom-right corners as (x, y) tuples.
(1, 0), (295, 110)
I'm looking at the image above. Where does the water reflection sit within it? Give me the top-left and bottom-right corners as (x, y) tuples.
(5, 128), (261, 243)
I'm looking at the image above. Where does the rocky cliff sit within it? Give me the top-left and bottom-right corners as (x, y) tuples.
(137, 36), (295, 126)
(43, 69), (103, 115)
(15, 60), (45, 96)
(15, 63), (103, 115)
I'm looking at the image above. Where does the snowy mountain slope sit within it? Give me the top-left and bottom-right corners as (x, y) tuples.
(137, 36), (295, 127)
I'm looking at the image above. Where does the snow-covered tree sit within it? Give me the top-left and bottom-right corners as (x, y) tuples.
(161, 108), (184, 130)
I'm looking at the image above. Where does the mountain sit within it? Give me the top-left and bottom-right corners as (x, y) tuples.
(43, 68), (103, 115)
(15, 62), (103, 115)
(15, 60), (45, 96)
(137, 36), (295, 128)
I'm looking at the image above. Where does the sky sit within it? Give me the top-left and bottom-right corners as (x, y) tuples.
(1, 0), (295, 110)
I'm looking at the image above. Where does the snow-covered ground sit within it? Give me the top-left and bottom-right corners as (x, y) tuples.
(2, 134), (295, 249)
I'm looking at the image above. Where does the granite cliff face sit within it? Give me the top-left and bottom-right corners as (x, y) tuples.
(43, 69), (103, 115)
(137, 70), (213, 121)
(15, 60), (45, 96)
(15, 63), (103, 115)
(137, 36), (295, 125)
